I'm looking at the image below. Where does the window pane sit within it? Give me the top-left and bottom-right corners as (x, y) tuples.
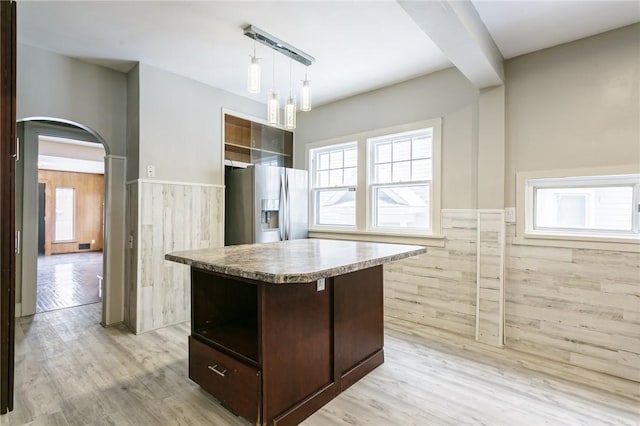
(55, 187), (75, 241)
(375, 163), (391, 184)
(317, 170), (329, 187)
(330, 150), (343, 169)
(392, 161), (411, 182)
(318, 153), (330, 170)
(376, 143), (392, 164)
(393, 140), (411, 162)
(411, 159), (431, 181)
(344, 167), (357, 186)
(344, 148), (357, 167)
(412, 137), (431, 159)
(535, 186), (634, 231)
(374, 185), (429, 229)
(329, 169), (343, 186)
(316, 189), (356, 226)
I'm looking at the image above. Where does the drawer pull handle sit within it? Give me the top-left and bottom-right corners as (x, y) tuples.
(208, 364), (227, 377)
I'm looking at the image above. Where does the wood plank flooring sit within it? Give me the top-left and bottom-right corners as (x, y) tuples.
(37, 252), (102, 313)
(2, 303), (637, 426)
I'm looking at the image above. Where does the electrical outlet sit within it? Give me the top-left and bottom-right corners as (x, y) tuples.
(317, 278), (325, 292)
(146, 165), (155, 178)
(505, 207), (516, 223)
(91, 239), (95, 244)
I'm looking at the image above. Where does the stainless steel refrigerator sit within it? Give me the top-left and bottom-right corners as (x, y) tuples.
(225, 165), (308, 245)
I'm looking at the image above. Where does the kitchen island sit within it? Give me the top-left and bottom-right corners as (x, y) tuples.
(166, 239), (425, 426)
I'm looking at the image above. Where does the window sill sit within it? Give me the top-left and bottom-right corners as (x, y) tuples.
(513, 233), (640, 253)
(308, 229), (444, 247)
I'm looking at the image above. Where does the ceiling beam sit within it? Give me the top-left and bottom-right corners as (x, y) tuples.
(398, 0), (504, 88)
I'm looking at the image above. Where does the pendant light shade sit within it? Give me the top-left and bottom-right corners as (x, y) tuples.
(300, 79), (311, 112)
(247, 40), (261, 94)
(284, 95), (296, 130)
(267, 89), (280, 126)
(247, 56), (261, 94)
(284, 60), (296, 130)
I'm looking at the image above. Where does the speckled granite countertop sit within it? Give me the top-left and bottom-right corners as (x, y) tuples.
(165, 238), (426, 284)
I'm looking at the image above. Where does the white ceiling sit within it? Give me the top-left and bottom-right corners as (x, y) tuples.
(17, 1), (640, 107)
(38, 135), (106, 174)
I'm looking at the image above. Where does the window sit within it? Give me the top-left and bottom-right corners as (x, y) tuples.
(308, 119), (441, 240)
(525, 174), (640, 239)
(55, 187), (76, 242)
(369, 129), (432, 232)
(311, 142), (357, 227)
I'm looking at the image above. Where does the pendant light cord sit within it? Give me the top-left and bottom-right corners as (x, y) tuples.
(272, 50), (276, 89)
(289, 59), (293, 97)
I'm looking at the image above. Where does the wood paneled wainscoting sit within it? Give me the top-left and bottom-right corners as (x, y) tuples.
(385, 209), (640, 401)
(38, 170), (104, 255)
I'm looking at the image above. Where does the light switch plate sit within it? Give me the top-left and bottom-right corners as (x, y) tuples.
(146, 165), (155, 178)
(505, 207), (516, 223)
(317, 278), (325, 292)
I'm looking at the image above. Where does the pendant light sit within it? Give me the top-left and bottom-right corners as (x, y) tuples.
(243, 25), (315, 127)
(267, 51), (279, 126)
(247, 39), (261, 94)
(300, 67), (311, 112)
(284, 60), (296, 130)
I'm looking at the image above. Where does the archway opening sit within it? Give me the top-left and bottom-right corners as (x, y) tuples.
(16, 118), (111, 320)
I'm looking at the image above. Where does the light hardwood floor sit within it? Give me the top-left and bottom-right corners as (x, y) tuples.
(2, 303), (638, 426)
(37, 252), (103, 313)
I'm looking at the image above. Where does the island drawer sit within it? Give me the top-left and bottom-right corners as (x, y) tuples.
(189, 336), (261, 423)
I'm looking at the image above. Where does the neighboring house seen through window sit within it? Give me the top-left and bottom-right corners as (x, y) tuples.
(525, 174), (640, 239)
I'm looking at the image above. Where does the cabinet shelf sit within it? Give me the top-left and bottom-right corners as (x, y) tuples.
(224, 142), (292, 158)
(224, 114), (293, 168)
(193, 322), (258, 366)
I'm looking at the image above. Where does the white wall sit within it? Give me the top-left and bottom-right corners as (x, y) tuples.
(17, 43), (127, 156)
(137, 63), (266, 184)
(127, 64), (140, 182)
(295, 67), (480, 209)
(504, 23), (640, 206)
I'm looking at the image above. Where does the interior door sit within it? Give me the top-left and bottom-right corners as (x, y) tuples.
(0, 0), (17, 414)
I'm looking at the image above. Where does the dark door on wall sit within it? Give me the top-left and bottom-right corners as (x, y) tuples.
(0, 0), (17, 414)
(38, 183), (45, 255)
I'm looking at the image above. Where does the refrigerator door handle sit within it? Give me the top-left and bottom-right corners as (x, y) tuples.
(279, 173), (287, 241)
(285, 172), (291, 240)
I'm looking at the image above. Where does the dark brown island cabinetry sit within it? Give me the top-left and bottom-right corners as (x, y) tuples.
(189, 266), (383, 425)
(166, 239), (426, 425)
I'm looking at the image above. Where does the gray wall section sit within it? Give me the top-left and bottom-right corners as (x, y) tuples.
(295, 67), (480, 209)
(127, 65), (140, 182)
(504, 23), (640, 205)
(138, 63), (266, 184)
(17, 43), (127, 156)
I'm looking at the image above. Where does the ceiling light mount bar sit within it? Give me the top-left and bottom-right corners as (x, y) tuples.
(243, 25), (315, 67)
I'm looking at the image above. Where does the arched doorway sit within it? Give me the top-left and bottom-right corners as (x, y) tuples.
(16, 118), (125, 326)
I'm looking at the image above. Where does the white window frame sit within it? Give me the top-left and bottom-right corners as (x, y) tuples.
(306, 119), (442, 245)
(367, 128), (434, 235)
(309, 141), (358, 229)
(54, 186), (76, 243)
(516, 166), (640, 251)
